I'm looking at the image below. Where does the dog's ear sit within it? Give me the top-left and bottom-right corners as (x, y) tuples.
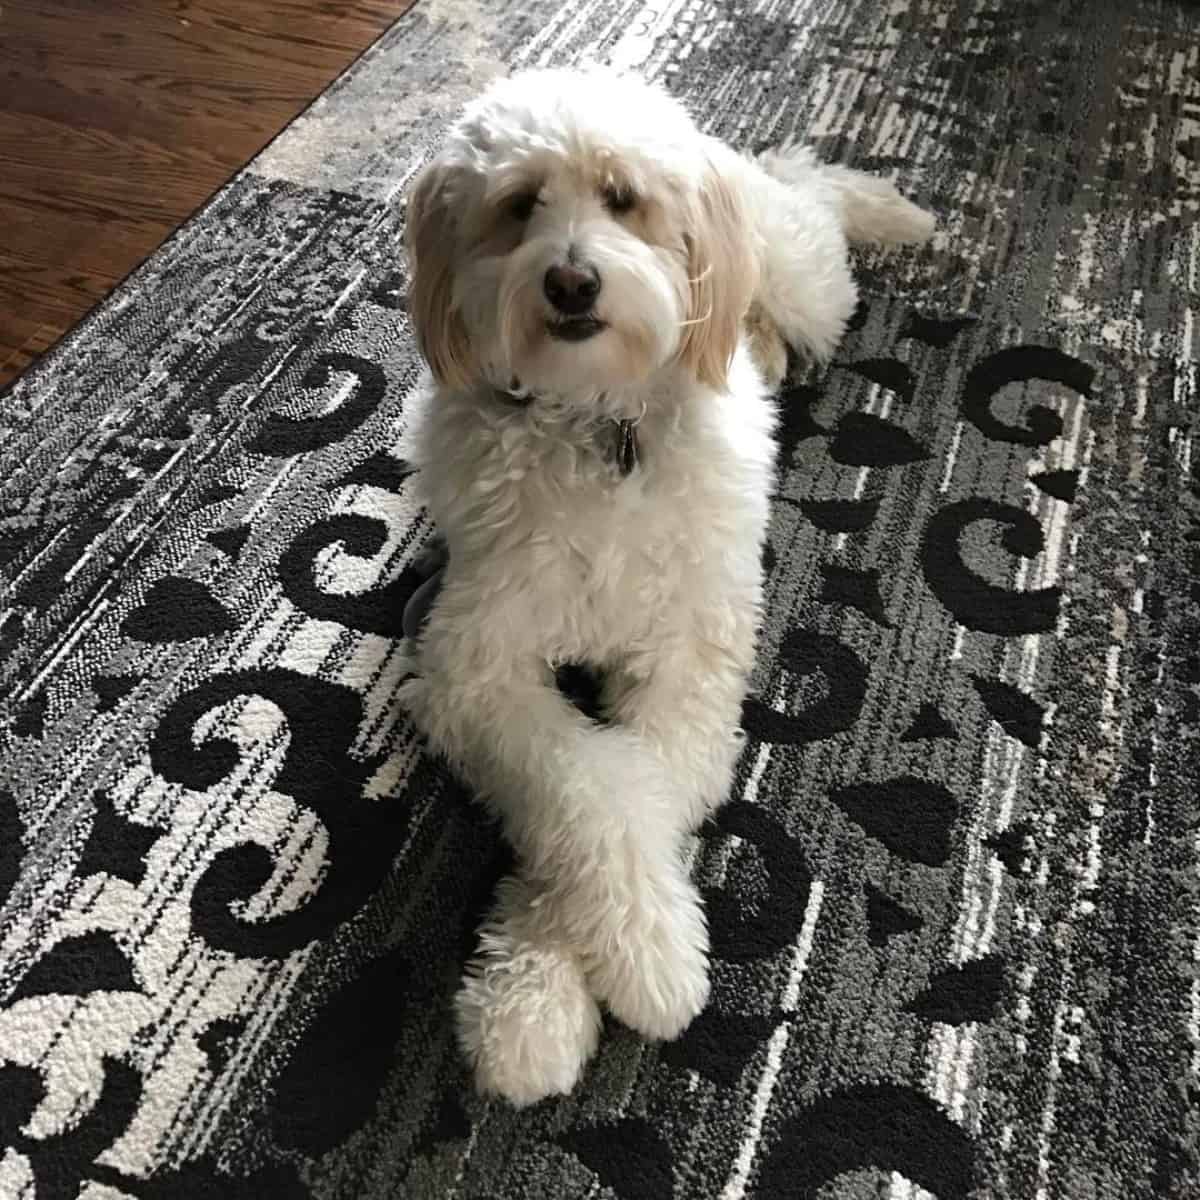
(405, 161), (474, 389)
(678, 147), (760, 391)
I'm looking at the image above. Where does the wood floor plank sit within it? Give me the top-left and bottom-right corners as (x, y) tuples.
(0, 193), (161, 282)
(0, 317), (59, 384)
(0, 249), (120, 321)
(0, 0), (416, 390)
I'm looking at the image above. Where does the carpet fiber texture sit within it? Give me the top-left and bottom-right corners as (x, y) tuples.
(2, 0), (1200, 1197)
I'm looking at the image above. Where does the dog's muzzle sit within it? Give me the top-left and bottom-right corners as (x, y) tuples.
(547, 316), (607, 342)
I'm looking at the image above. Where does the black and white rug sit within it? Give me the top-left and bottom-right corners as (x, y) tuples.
(2, 0), (1199, 1196)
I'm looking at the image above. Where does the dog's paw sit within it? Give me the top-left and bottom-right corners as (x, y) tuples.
(587, 875), (711, 1041)
(744, 300), (789, 392)
(455, 935), (601, 1107)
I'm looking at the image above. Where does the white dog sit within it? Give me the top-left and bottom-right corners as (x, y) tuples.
(399, 67), (933, 1106)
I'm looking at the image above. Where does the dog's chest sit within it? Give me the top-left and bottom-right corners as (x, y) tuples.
(516, 430), (766, 654)
(560, 474), (690, 587)
(423, 373), (777, 657)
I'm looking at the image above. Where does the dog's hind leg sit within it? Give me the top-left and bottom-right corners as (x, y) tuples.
(736, 152), (861, 365)
(744, 299), (789, 391)
(734, 145), (935, 365)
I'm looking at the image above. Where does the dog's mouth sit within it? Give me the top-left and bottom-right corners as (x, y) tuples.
(547, 316), (607, 343)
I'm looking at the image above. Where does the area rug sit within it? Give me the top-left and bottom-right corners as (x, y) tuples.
(2, 0), (1199, 1196)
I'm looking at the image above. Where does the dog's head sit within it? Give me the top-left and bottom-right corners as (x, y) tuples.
(404, 68), (759, 402)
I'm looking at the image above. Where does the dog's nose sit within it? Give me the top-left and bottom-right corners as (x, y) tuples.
(543, 262), (601, 316)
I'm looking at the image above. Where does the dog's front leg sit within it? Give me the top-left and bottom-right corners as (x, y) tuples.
(451, 869), (601, 1107)
(401, 635), (710, 1105)
(603, 627), (756, 832)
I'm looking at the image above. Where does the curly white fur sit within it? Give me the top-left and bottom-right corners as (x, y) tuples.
(399, 66), (934, 1106)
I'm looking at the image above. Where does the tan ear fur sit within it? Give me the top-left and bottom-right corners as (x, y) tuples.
(405, 162), (474, 389)
(678, 152), (760, 391)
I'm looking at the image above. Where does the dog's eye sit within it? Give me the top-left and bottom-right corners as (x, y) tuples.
(603, 185), (636, 215)
(509, 192), (539, 221)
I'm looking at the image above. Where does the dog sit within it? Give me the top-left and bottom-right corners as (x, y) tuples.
(398, 66), (934, 1106)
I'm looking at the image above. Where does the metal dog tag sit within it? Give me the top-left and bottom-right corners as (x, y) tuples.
(617, 419), (639, 475)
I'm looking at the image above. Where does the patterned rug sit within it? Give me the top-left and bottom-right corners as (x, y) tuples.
(2, 0), (1199, 1196)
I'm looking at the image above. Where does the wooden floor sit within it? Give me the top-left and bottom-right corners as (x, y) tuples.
(0, 0), (416, 388)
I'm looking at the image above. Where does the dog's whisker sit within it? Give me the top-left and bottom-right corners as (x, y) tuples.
(678, 306), (713, 328)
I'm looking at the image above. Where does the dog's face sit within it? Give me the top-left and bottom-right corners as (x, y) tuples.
(405, 69), (758, 402)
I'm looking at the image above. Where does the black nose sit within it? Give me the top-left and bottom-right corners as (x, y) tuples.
(543, 262), (601, 316)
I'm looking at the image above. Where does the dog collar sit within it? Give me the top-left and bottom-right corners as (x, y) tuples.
(491, 385), (639, 476)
